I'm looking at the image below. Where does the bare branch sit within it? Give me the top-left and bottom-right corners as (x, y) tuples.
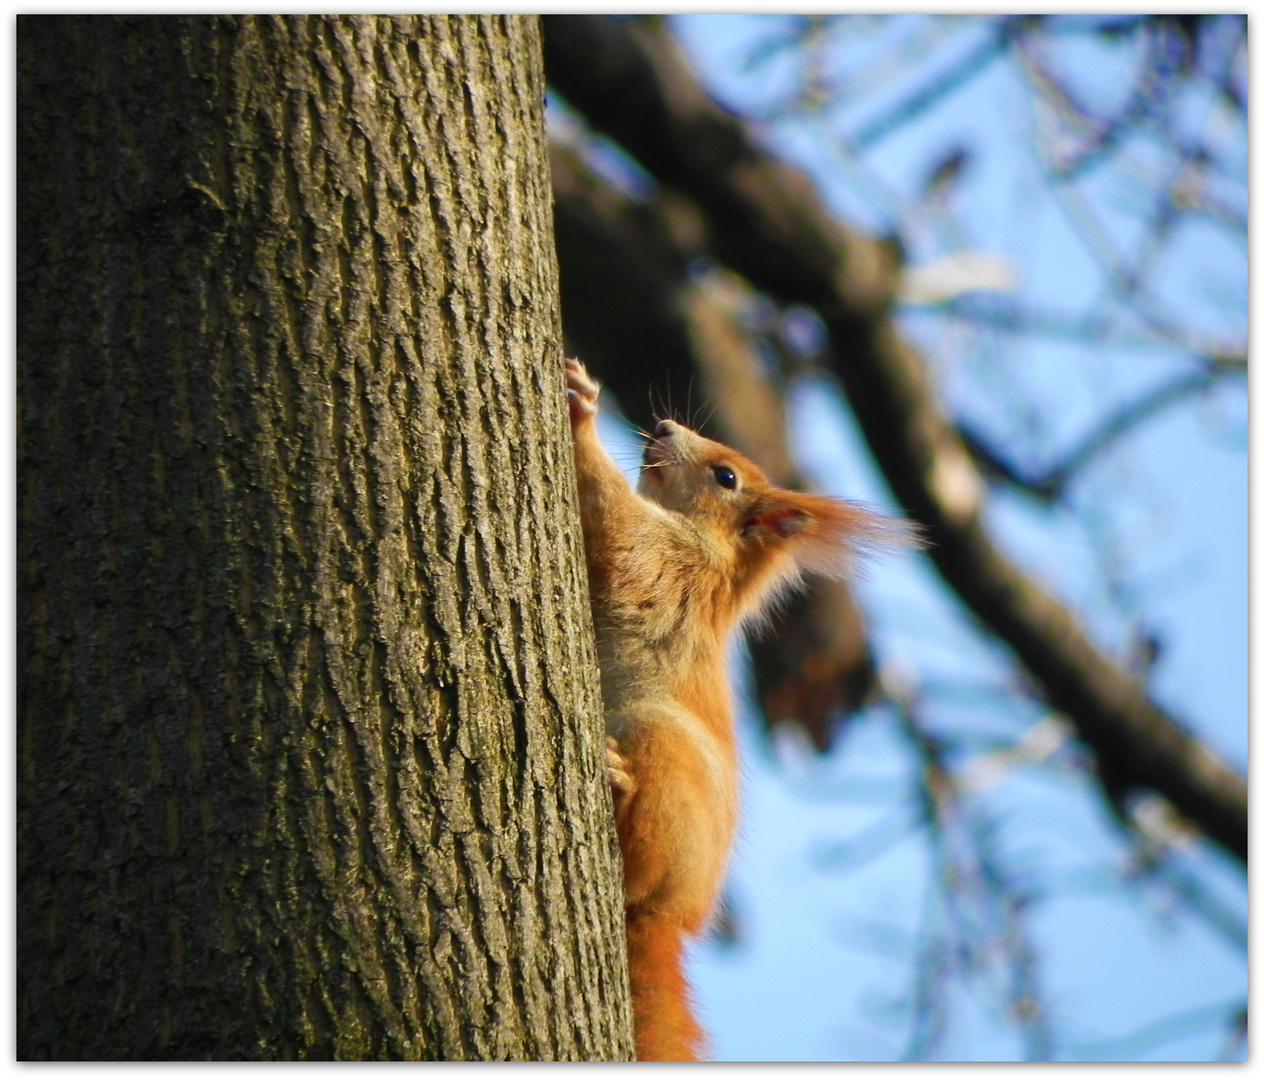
(959, 363), (1245, 502)
(1016, 21), (1246, 232)
(849, 18), (1019, 153)
(1141, 857), (1248, 953)
(1014, 21), (1178, 181)
(1060, 998), (1247, 1061)
(892, 694), (1053, 1060)
(929, 294), (1247, 363)
(550, 140), (701, 421)
(1043, 175), (1195, 347)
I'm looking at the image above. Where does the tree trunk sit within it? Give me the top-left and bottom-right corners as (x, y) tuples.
(18, 14), (633, 1060)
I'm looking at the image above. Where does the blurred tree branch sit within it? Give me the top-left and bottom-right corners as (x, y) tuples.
(930, 294), (1246, 363)
(958, 362), (1245, 503)
(892, 693), (1053, 1061)
(848, 18), (1019, 153)
(1014, 16), (1246, 185)
(542, 13), (1246, 865)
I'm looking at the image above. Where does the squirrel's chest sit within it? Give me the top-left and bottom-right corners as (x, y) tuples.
(592, 605), (720, 709)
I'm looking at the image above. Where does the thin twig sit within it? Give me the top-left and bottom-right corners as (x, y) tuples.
(850, 18), (1020, 153)
(958, 363), (1243, 502)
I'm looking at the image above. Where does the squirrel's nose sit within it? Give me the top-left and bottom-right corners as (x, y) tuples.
(653, 420), (676, 438)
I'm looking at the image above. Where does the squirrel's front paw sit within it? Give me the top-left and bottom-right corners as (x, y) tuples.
(606, 735), (635, 820)
(566, 357), (600, 425)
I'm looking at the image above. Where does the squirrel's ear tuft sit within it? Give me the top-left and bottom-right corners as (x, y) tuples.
(742, 503), (810, 540)
(744, 490), (923, 577)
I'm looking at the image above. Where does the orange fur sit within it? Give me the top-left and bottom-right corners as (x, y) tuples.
(625, 911), (707, 1061)
(565, 358), (913, 1061)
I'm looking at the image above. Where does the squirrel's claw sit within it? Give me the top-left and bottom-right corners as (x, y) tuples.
(606, 735), (635, 819)
(566, 357), (600, 424)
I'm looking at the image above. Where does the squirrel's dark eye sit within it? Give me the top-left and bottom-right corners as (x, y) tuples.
(712, 465), (738, 490)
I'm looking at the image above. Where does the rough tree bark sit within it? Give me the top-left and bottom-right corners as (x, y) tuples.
(19, 14), (633, 1060)
(541, 14), (1246, 865)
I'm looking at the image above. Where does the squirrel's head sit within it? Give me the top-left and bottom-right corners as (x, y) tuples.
(638, 419), (917, 589)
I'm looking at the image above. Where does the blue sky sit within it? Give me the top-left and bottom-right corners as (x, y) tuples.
(589, 14), (1246, 1061)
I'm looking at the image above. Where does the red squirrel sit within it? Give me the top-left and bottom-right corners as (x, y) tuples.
(565, 358), (913, 1061)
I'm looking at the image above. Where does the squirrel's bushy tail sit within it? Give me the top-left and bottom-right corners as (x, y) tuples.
(626, 909), (706, 1061)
